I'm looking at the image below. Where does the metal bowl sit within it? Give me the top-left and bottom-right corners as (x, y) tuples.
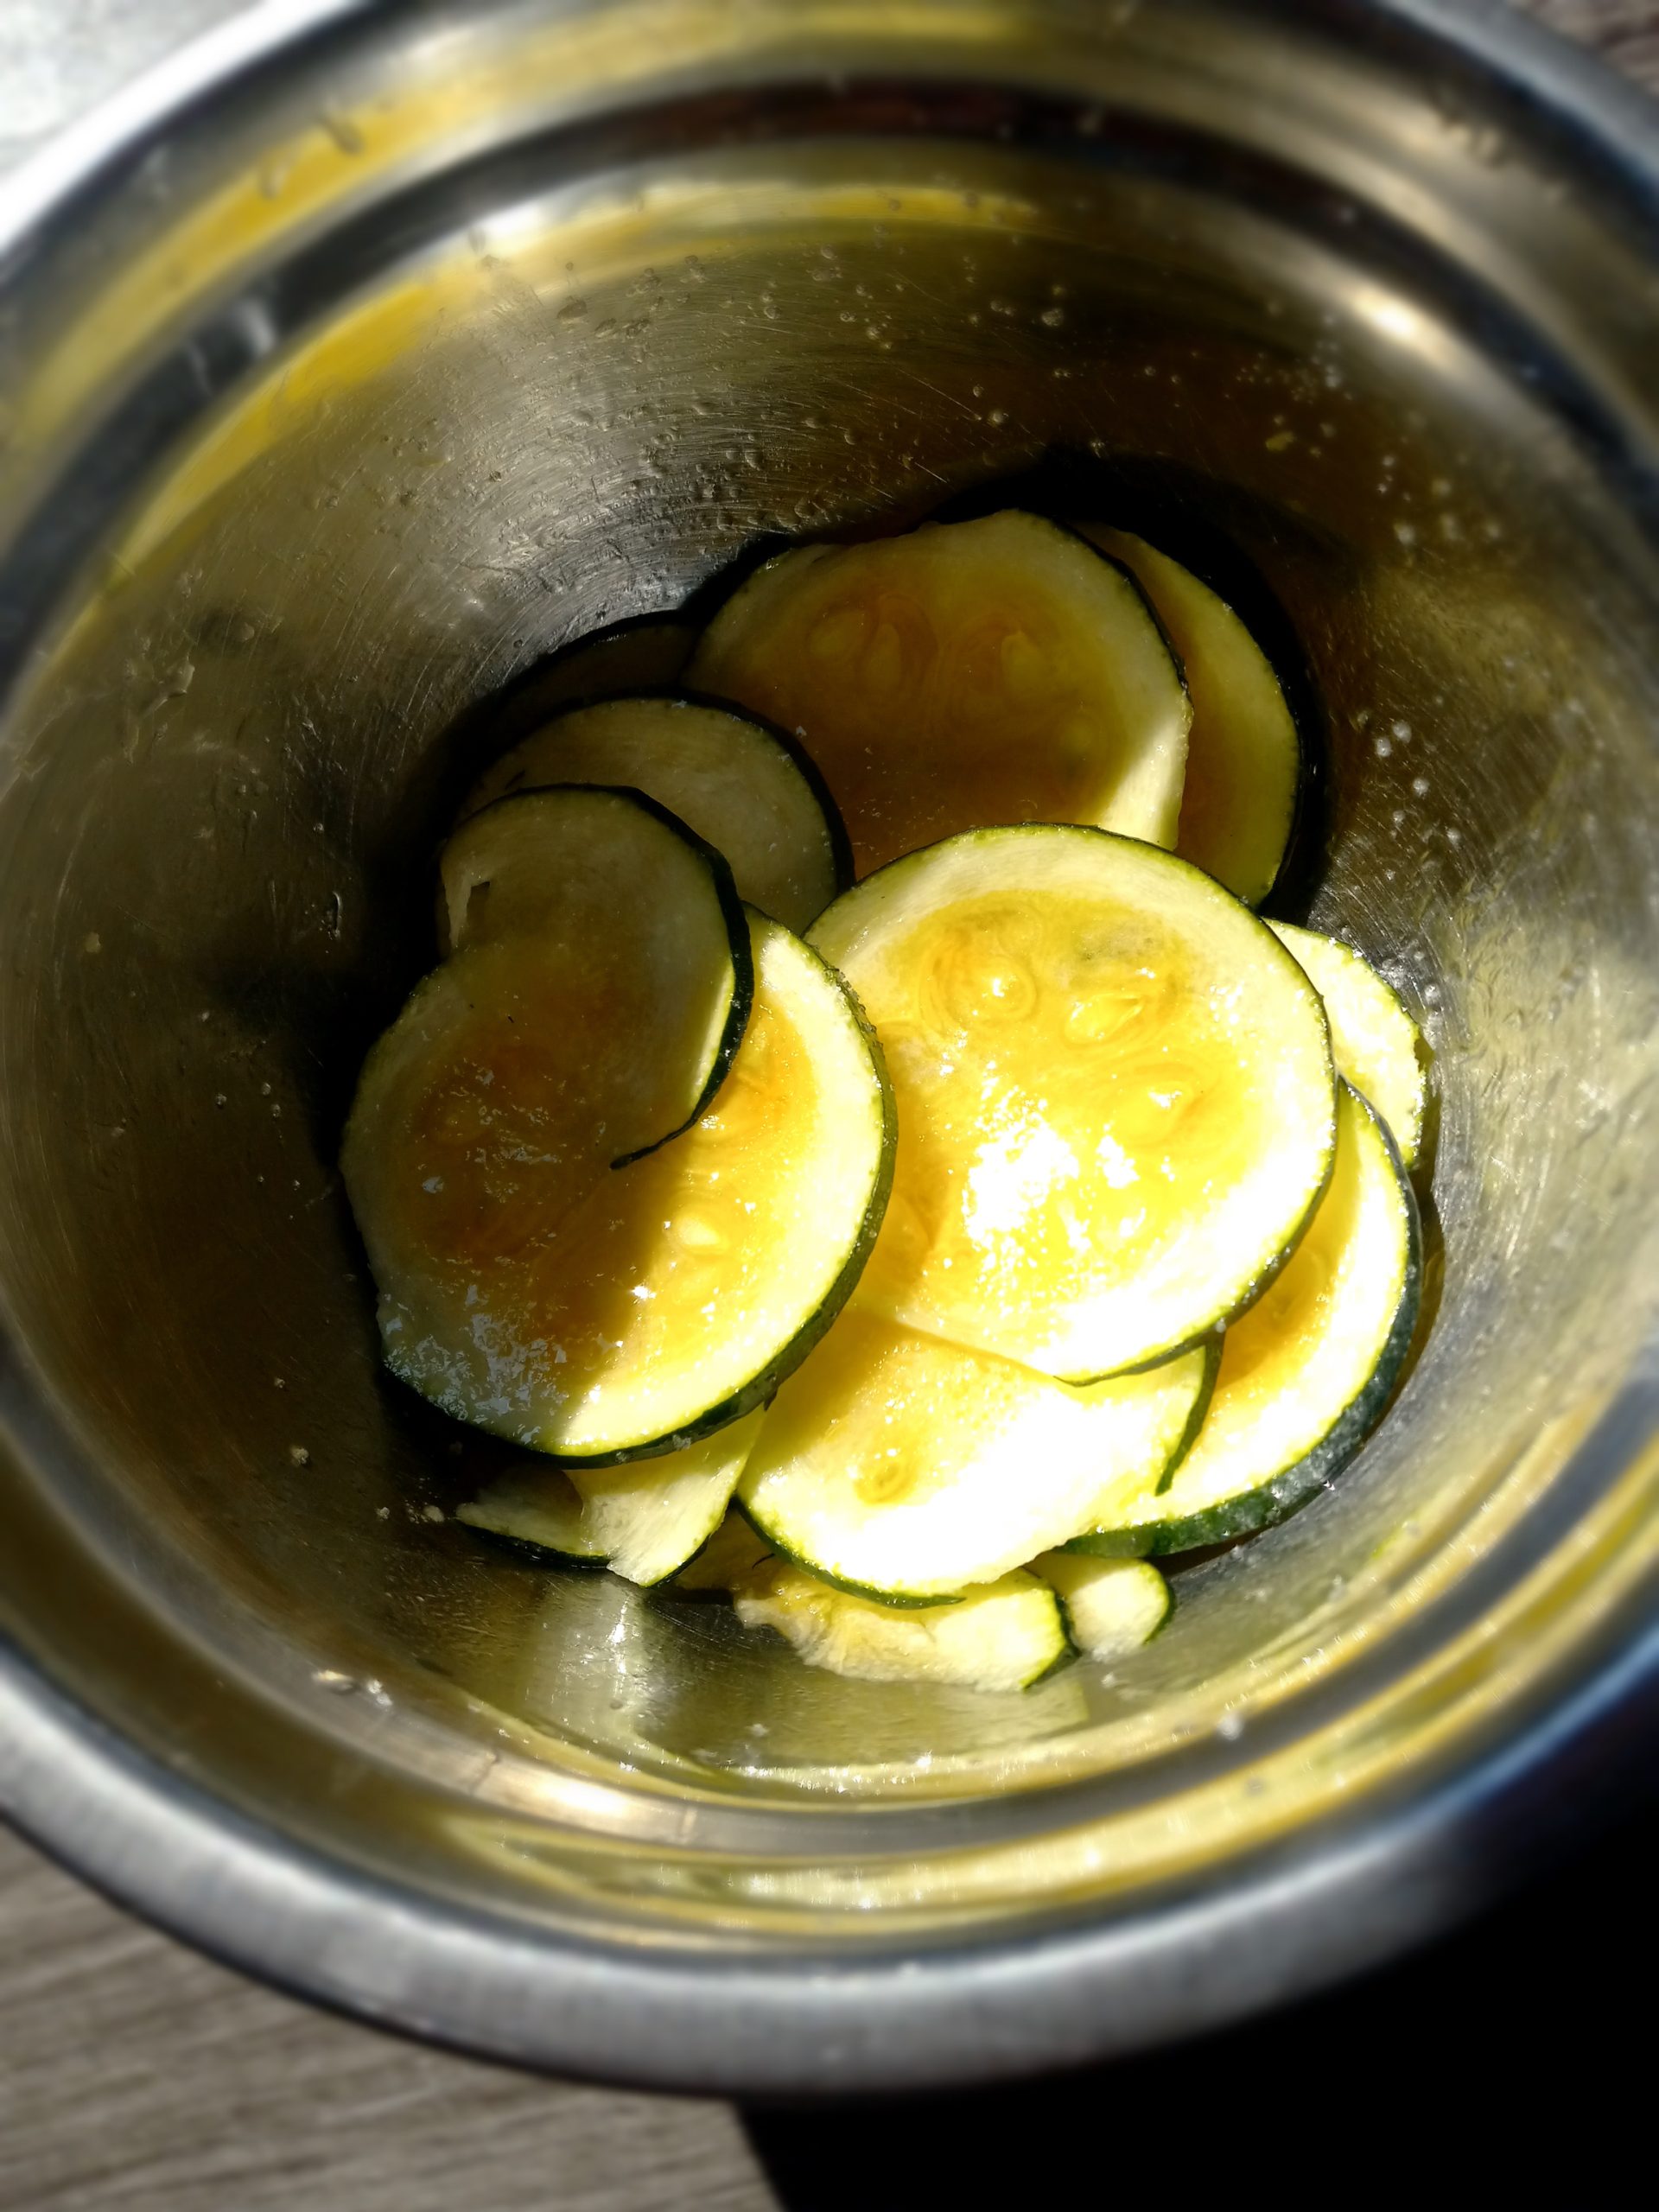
(1, 0), (1656, 2094)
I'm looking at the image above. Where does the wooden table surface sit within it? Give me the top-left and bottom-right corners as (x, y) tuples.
(2, 4), (1656, 2207)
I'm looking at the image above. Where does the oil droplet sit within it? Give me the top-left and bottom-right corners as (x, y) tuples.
(321, 111), (365, 156)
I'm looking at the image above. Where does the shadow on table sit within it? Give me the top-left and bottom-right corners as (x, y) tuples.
(741, 1786), (1657, 2204)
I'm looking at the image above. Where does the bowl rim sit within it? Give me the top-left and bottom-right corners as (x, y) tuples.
(1, 0), (1658, 2093)
(3, 1573), (1656, 2093)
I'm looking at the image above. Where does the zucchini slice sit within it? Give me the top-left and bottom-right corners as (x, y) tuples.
(344, 907), (892, 1462)
(496, 615), (696, 738)
(810, 825), (1336, 1380)
(457, 1409), (763, 1586)
(1269, 921), (1430, 1170)
(688, 510), (1191, 876)
(1031, 1552), (1173, 1660)
(1079, 525), (1300, 907)
(737, 1306), (1212, 1601)
(459, 695), (851, 935)
(1069, 1083), (1421, 1556)
(676, 1510), (773, 1592)
(435, 785), (751, 1163)
(730, 1558), (1071, 1692)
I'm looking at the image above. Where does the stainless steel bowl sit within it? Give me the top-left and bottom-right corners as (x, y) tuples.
(1, 0), (1656, 2094)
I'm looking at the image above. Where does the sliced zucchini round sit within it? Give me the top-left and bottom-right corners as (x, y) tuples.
(435, 784), (752, 1164)
(810, 825), (1336, 1380)
(737, 1306), (1212, 1601)
(1079, 525), (1300, 908)
(1031, 1552), (1173, 1661)
(730, 1558), (1071, 1693)
(1069, 1083), (1421, 1556)
(458, 694), (851, 935)
(1270, 921), (1429, 1170)
(688, 510), (1191, 877)
(493, 615), (696, 741)
(345, 907), (893, 1463)
(456, 1409), (763, 1586)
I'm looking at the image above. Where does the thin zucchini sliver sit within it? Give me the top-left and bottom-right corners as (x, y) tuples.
(1069, 1084), (1421, 1556)
(736, 1306), (1212, 1602)
(689, 509), (1191, 877)
(458, 1410), (763, 1586)
(344, 908), (893, 1463)
(1079, 524), (1301, 909)
(731, 1559), (1070, 1692)
(460, 693), (851, 935)
(1270, 920), (1429, 1170)
(810, 823), (1336, 1381)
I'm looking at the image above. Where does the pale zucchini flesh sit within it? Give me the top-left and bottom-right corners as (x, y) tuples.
(810, 824), (1336, 1380)
(460, 694), (850, 935)
(689, 510), (1191, 876)
(457, 1409), (763, 1585)
(435, 784), (752, 1164)
(1078, 524), (1300, 908)
(731, 1559), (1070, 1691)
(738, 1306), (1211, 1600)
(346, 909), (891, 1463)
(1270, 921), (1430, 1170)
(1070, 1083), (1421, 1556)
(1032, 1552), (1173, 1660)
(737, 1306), (1211, 1600)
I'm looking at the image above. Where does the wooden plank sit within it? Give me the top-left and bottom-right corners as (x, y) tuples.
(0, 1825), (778, 2212)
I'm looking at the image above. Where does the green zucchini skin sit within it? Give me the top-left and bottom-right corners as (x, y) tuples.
(731, 1495), (965, 1611)
(482, 613), (698, 746)
(1065, 1108), (1422, 1558)
(459, 1413), (760, 1580)
(811, 820), (1338, 1383)
(1047, 518), (1194, 721)
(1157, 1335), (1224, 1492)
(607, 794), (752, 1161)
(921, 454), (1325, 912)
(690, 510), (1194, 874)
(1034, 1553), (1173, 1657)
(460, 690), (854, 935)
(675, 689), (856, 906)
(563, 789), (754, 1171)
(463, 1526), (610, 1573)
(436, 782), (755, 1170)
(556, 944), (896, 1468)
